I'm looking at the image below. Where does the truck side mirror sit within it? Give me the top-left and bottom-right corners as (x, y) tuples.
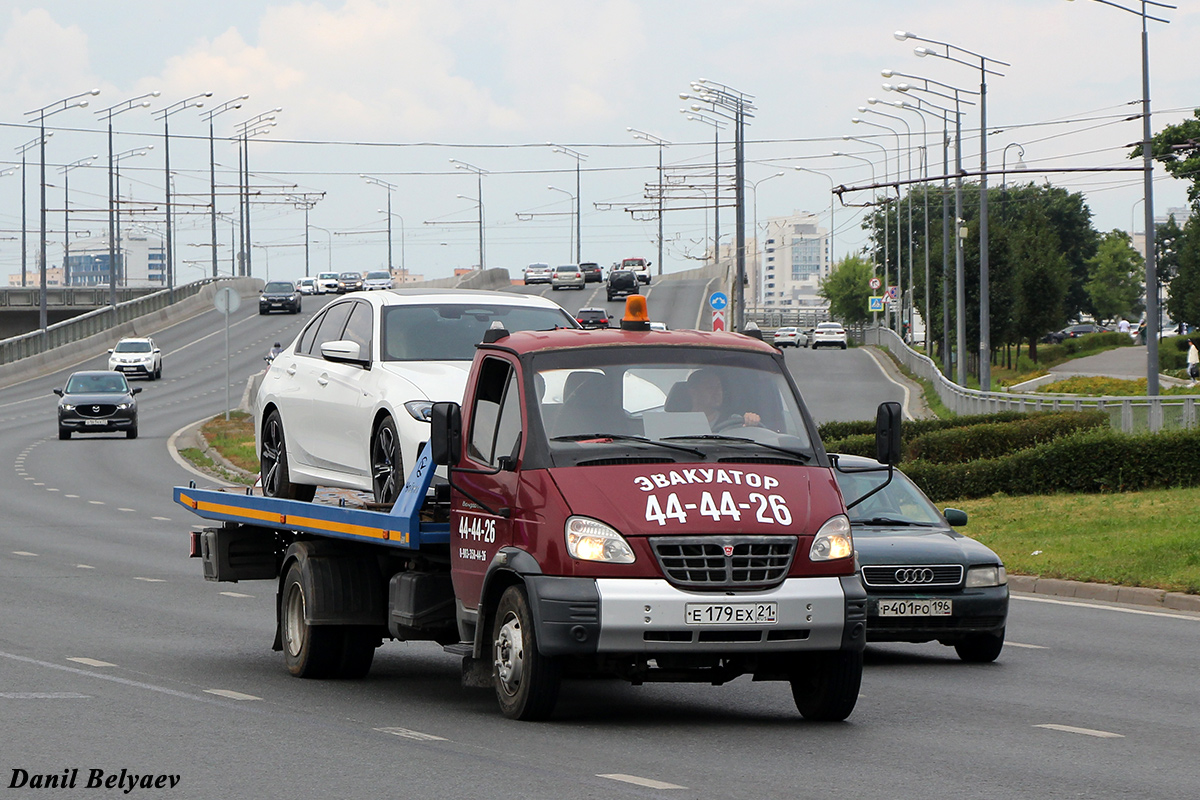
(875, 401), (902, 465)
(429, 402), (462, 466)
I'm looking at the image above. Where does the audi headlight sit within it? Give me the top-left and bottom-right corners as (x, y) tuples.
(810, 514), (853, 562)
(565, 516), (635, 564)
(966, 565), (1007, 587)
(404, 401), (433, 422)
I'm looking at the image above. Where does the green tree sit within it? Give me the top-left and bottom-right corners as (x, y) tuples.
(818, 255), (874, 326)
(1137, 109), (1200, 207)
(1009, 210), (1071, 363)
(1166, 214), (1200, 330)
(1084, 229), (1144, 324)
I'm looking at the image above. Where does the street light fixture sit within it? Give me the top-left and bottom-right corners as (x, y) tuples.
(362, 174), (398, 274)
(794, 166), (836, 288)
(450, 159), (488, 270)
(747, 172), (784, 311)
(549, 144), (587, 263)
(202, 96), (248, 279)
(547, 185), (577, 263)
(844, 135), (893, 329)
(833, 150), (883, 326)
(861, 104), (915, 340)
(236, 108), (281, 279)
(627, 128), (670, 282)
(853, 116), (905, 334)
(58, 155), (97, 287)
(683, 110), (727, 268)
(15, 132), (51, 288)
(112, 146), (152, 288)
(25, 88), (100, 333)
(377, 208), (406, 280)
(154, 92), (212, 302)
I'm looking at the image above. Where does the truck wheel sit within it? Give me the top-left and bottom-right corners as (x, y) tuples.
(337, 627), (378, 679)
(492, 585), (561, 720)
(954, 628), (1005, 663)
(371, 416), (403, 506)
(261, 410), (316, 502)
(281, 562), (341, 678)
(790, 650), (862, 722)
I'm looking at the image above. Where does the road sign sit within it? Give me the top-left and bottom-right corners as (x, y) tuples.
(869, 296), (885, 312)
(886, 285), (899, 300)
(869, 277), (881, 290)
(709, 292), (728, 310)
(712, 308), (726, 331)
(214, 286), (240, 315)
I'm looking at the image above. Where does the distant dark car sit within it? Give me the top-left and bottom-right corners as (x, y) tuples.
(1042, 323), (1106, 344)
(54, 371), (141, 440)
(606, 269), (640, 302)
(579, 262), (603, 283)
(833, 455), (1009, 662)
(259, 281), (302, 315)
(336, 272), (364, 293)
(575, 307), (611, 329)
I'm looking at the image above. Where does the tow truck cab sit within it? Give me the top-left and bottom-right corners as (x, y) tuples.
(428, 298), (898, 720)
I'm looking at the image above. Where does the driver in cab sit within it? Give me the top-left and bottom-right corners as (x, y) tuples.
(686, 369), (761, 429)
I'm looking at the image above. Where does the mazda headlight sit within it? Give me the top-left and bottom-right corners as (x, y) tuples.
(810, 515), (853, 561)
(404, 401), (433, 422)
(116, 402), (132, 410)
(966, 565), (1007, 587)
(61, 404), (75, 411)
(565, 516), (635, 564)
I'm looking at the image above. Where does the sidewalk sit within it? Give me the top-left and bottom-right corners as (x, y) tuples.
(1048, 344), (1190, 386)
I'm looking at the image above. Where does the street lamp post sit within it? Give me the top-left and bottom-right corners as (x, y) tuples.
(860, 105), (914, 341)
(362, 174), (397, 273)
(377, 209), (406, 280)
(97, 92), (158, 315)
(550, 144), (587, 263)
(548, 185), (577, 262)
(59, 155), (97, 287)
(25, 89), (100, 333)
(843, 135), (892, 329)
(748, 172), (785, 311)
(236, 109), (281, 280)
(627, 128), (670, 281)
(202, 97), (248, 280)
(683, 111), (727, 268)
(852, 117), (904, 334)
(154, 92), (211, 302)
(794, 166), (836, 288)
(832, 150), (881, 326)
(309, 224), (334, 273)
(1066, 0), (1173, 395)
(112, 146), (152, 288)
(450, 159), (488, 270)
(14, 133), (50, 288)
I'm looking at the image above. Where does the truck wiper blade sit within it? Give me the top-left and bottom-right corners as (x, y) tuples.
(551, 433), (706, 459)
(853, 517), (936, 527)
(661, 434), (811, 462)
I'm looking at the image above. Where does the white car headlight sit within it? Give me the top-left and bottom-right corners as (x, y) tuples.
(61, 403), (75, 411)
(116, 402), (132, 410)
(565, 516), (635, 564)
(810, 514), (853, 562)
(404, 401), (433, 422)
(966, 565), (1007, 587)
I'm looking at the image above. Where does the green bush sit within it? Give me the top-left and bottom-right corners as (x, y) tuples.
(1056, 331), (1133, 357)
(817, 410), (1030, 442)
(906, 410), (1108, 463)
(904, 426), (1200, 502)
(1159, 335), (1190, 373)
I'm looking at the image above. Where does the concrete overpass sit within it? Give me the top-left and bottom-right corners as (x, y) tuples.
(0, 286), (163, 339)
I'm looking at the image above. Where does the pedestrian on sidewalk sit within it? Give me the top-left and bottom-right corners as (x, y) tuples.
(1188, 339), (1199, 380)
(1118, 318), (1130, 335)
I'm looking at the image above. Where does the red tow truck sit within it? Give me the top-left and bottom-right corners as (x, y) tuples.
(176, 298), (899, 720)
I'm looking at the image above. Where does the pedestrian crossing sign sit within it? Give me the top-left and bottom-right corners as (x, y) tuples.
(869, 296), (885, 312)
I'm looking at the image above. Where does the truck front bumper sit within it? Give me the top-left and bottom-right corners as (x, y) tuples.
(526, 575), (865, 657)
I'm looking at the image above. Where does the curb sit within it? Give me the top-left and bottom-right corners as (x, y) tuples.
(1007, 574), (1200, 613)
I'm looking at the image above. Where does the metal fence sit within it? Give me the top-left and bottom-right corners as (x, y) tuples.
(865, 325), (1200, 434)
(0, 279), (225, 366)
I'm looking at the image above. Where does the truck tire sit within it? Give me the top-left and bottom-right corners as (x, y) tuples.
(492, 585), (561, 721)
(370, 416), (403, 506)
(261, 410), (316, 502)
(281, 562), (342, 678)
(954, 628), (1005, 663)
(789, 650), (862, 722)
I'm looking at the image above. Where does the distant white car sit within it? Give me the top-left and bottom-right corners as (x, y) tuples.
(316, 272), (339, 294)
(296, 277), (318, 295)
(107, 337), (162, 380)
(811, 322), (848, 350)
(773, 327), (808, 348)
(620, 257), (652, 284)
(363, 270), (394, 291)
(255, 290), (580, 504)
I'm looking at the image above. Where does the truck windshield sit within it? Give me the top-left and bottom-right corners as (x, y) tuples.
(530, 346), (814, 460)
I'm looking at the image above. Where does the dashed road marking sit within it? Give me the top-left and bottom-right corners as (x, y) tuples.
(151, 517), (171, 522)
(88, 500), (105, 505)
(204, 689), (261, 701)
(117, 508), (136, 512)
(67, 657), (116, 668)
(220, 591), (254, 598)
(1006, 642), (1048, 649)
(65, 494), (79, 498)
(598, 774), (686, 790)
(0, 692), (90, 699)
(13, 551), (37, 557)
(76, 564), (94, 569)
(375, 727), (448, 741)
(1035, 723), (1123, 739)
(133, 577), (166, 583)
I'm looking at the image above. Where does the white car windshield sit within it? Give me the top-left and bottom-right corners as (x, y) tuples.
(114, 341), (151, 353)
(381, 303), (575, 361)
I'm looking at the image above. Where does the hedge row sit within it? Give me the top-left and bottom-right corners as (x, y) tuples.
(906, 410), (1109, 463)
(903, 426), (1200, 502)
(817, 410), (1031, 442)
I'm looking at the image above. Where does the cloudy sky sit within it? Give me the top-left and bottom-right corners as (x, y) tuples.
(1, 0), (1197, 284)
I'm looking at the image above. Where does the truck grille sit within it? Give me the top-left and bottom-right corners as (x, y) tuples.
(648, 536), (796, 591)
(861, 564), (963, 589)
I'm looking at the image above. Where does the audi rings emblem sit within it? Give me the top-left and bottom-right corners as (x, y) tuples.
(894, 567), (936, 584)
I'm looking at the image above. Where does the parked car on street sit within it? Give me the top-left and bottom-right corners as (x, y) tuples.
(832, 455), (1009, 662)
(606, 268), (640, 302)
(550, 264), (585, 290)
(255, 290), (580, 505)
(811, 321), (848, 350)
(1042, 323), (1106, 345)
(296, 277), (318, 295)
(773, 326), (808, 348)
(54, 371), (141, 440)
(316, 272), (339, 294)
(363, 271), (394, 290)
(337, 272), (364, 293)
(259, 281), (303, 315)
(107, 337), (162, 380)
(575, 307), (611, 329)
(523, 263), (553, 285)
(578, 261), (603, 282)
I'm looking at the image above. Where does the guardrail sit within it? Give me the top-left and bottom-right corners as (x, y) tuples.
(865, 325), (1200, 434)
(0, 279), (227, 366)
(0, 286), (160, 309)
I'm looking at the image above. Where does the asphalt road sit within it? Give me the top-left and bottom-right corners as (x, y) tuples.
(1, 285), (1197, 798)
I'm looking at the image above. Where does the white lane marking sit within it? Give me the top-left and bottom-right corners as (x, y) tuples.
(88, 500), (105, 505)
(151, 517), (172, 522)
(76, 564), (94, 569)
(599, 774), (687, 790)
(67, 657), (115, 667)
(133, 577), (165, 583)
(220, 591), (254, 598)
(375, 727), (448, 741)
(1035, 723), (1123, 739)
(46, 488), (59, 492)
(1013, 594), (1200, 622)
(13, 551), (37, 557)
(861, 347), (915, 420)
(1005, 642), (1048, 649)
(117, 507), (136, 513)
(0, 692), (90, 699)
(65, 494), (79, 498)
(204, 689), (261, 701)
(33, 482), (44, 486)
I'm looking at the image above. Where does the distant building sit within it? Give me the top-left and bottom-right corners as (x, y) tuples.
(58, 232), (165, 288)
(755, 211), (830, 310)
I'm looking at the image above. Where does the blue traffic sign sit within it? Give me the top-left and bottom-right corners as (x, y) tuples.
(869, 296), (885, 312)
(709, 292), (728, 310)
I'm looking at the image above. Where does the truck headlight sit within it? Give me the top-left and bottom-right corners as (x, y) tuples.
(404, 401), (433, 422)
(565, 516), (635, 564)
(966, 565), (1007, 587)
(810, 515), (853, 561)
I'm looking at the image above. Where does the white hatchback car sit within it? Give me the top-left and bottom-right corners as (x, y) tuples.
(363, 270), (394, 290)
(811, 321), (848, 350)
(255, 289), (579, 504)
(107, 337), (163, 380)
